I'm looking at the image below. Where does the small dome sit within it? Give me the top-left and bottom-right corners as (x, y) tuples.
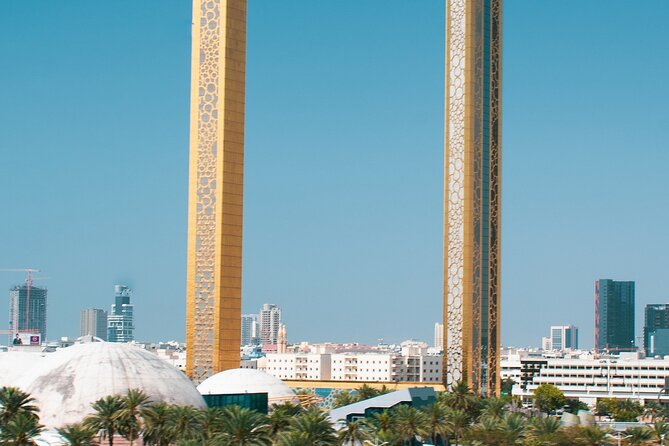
(15, 343), (206, 428)
(197, 368), (295, 405)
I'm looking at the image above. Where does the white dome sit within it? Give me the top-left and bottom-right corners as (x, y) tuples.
(197, 368), (295, 405)
(15, 343), (206, 428)
(0, 351), (46, 387)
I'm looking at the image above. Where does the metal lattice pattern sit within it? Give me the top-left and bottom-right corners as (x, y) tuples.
(445, 0), (467, 386)
(190, 0), (221, 382)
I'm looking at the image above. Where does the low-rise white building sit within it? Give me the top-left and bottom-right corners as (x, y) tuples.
(265, 353), (332, 380)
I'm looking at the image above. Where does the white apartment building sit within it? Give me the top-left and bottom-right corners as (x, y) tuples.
(503, 352), (669, 406)
(265, 353), (332, 380)
(262, 351), (442, 383)
(259, 304), (282, 345)
(434, 323), (444, 351)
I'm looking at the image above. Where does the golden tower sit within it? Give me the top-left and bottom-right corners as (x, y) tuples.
(186, 0), (247, 383)
(443, 0), (502, 396)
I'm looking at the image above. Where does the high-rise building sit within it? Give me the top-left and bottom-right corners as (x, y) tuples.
(80, 308), (108, 340)
(443, 0), (502, 395)
(644, 304), (669, 356)
(108, 285), (134, 343)
(259, 304), (282, 345)
(241, 314), (258, 346)
(434, 322), (444, 351)
(549, 325), (578, 351)
(9, 284), (47, 341)
(185, 0), (247, 383)
(595, 279), (635, 352)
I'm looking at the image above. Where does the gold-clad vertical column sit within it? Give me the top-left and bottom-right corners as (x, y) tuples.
(186, 0), (247, 383)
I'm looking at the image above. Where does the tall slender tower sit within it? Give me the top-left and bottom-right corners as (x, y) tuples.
(186, 0), (247, 383)
(443, 0), (502, 396)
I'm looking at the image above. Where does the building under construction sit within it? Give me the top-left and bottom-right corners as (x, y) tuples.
(9, 284), (47, 341)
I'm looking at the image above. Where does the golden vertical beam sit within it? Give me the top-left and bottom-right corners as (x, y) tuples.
(186, 0), (247, 383)
(444, 0), (501, 396)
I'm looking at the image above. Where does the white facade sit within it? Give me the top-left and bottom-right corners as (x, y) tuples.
(503, 353), (669, 405)
(261, 352), (444, 383)
(259, 304), (282, 345)
(241, 314), (258, 346)
(265, 353), (332, 380)
(80, 309), (107, 340)
(550, 325), (578, 351)
(434, 323), (444, 351)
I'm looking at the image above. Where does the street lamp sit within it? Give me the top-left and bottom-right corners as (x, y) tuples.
(605, 432), (632, 446)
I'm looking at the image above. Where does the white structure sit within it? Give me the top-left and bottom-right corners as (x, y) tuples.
(434, 323), (444, 351)
(80, 308), (107, 340)
(265, 353), (332, 380)
(264, 351), (442, 383)
(259, 304), (282, 345)
(541, 336), (552, 351)
(241, 314), (259, 346)
(503, 352), (669, 406)
(13, 342), (205, 428)
(197, 368), (296, 406)
(550, 325), (578, 351)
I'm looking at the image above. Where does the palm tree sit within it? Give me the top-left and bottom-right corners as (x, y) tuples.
(116, 389), (151, 446)
(84, 395), (124, 446)
(0, 412), (44, 446)
(481, 397), (507, 421)
(275, 431), (312, 446)
(0, 386), (39, 425)
(527, 416), (562, 445)
(141, 402), (175, 446)
(356, 384), (380, 401)
(625, 426), (653, 445)
(268, 402), (301, 439)
(337, 419), (372, 445)
(366, 410), (393, 435)
(498, 413), (526, 445)
(571, 425), (608, 446)
(285, 407), (337, 445)
(56, 423), (98, 446)
(392, 405), (428, 446)
(466, 415), (500, 445)
(167, 405), (204, 443)
(441, 381), (479, 415)
(333, 390), (358, 408)
(445, 408), (470, 445)
(422, 402), (450, 445)
(651, 421), (669, 445)
(200, 406), (225, 441)
(212, 405), (270, 445)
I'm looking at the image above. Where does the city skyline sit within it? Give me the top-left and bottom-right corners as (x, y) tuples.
(1, 1), (668, 347)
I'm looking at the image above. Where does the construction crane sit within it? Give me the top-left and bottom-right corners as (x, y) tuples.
(0, 268), (41, 336)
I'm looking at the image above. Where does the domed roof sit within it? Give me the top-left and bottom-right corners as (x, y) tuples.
(197, 368), (295, 405)
(15, 342), (206, 428)
(0, 351), (46, 387)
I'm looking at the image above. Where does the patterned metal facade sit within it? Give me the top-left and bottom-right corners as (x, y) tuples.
(186, 0), (247, 383)
(444, 0), (502, 396)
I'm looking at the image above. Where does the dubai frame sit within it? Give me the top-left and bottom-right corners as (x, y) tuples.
(186, 0), (501, 396)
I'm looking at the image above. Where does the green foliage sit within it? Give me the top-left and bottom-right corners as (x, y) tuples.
(116, 389), (152, 445)
(84, 395), (124, 446)
(333, 390), (358, 408)
(283, 407), (337, 445)
(625, 426), (653, 445)
(532, 384), (566, 413)
(0, 412), (44, 446)
(337, 419), (372, 445)
(564, 399), (588, 414)
(0, 386), (39, 426)
(211, 405), (270, 445)
(596, 398), (644, 422)
(391, 404), (429, 445)
(56, 423), (98, 446)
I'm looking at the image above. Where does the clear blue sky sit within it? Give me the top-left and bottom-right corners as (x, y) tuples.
(1, 1), (667, 348)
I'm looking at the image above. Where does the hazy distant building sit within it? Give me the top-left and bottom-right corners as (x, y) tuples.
(645, 304), (669, 356)
(9, 284), (47, 341)
(259, 304), (281, 345)
(108, 285), (134, 342)
(595, 279), (635, 352)
(541, 337), (552, 351)
(241, 314), (258, 346)
(80, 308), (108, 340)
(434, 323), (444, 351)
(550, 325), (578, 351)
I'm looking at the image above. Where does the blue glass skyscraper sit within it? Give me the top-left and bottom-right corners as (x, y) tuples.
(595, 279), (635, 352)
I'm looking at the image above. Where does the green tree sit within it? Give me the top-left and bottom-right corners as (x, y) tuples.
(527, 416), (563, 445)
(481, 397), (507, 420)
(200, 407), (225, 441)
(141, 402), (176, 446)
(532, 384), (566, 413)
(284, 407), (337, 445)
(56, 423), (98, 446)
(167, 405), (204, 442)
(116, 389), (152, 446)
(650, 420), (669, 446)
(0, 386), (39, 425)
(444, 408), (470, 445)
(625, 426), (653, 445)
(564, 399), (588, 414)
(611, 399), (643, 422)
(212, 405), (270, 445)
(0, 412), (44, 446)
(392, 405), (428, 446)
(466, 415), (501, 445)
(333, 390), (358, 408)
(84, 395), (124, 446)
(595, 398), (615, 417)
(498, 413), (526, 445)
(441, 381), (479, 414)
(570, 425), (608, 446)
(356, 384), (380, 401)
(422, 402), (450, 445)
(267, 402), (301, 438)
(337, 419), (372, 446)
